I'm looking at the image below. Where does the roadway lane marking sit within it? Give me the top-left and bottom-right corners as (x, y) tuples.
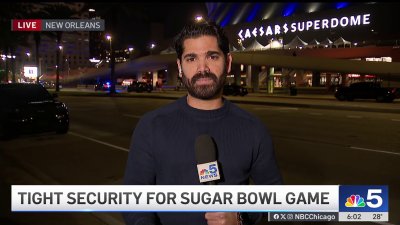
(346, 115), (363, 119)
(350, 146), (400, 156)
(391, 119), (400, 122)
(69, 132), (129, 152)
(123, 114), (142, 119)
(278, 107), (299, 110)
(309, 112), (323, 116)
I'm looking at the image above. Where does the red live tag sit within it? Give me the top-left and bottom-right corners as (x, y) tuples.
(12, 19), (42, 31)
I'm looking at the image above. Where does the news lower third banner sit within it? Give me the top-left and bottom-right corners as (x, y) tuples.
(11, 185), (388, 222)
(11, 19), (105, 31)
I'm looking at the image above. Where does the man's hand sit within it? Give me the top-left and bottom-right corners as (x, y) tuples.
(205, 212), (239, 225)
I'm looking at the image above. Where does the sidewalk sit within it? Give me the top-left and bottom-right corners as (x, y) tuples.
(57, 88), (400, 114)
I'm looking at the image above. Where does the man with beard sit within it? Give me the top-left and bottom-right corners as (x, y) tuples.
(123, 21), (282, 225)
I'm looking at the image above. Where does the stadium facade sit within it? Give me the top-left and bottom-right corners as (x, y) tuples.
(203, 2), (400, 91)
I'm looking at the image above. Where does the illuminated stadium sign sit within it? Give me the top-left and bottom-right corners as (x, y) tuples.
(238, 14), (370, 40)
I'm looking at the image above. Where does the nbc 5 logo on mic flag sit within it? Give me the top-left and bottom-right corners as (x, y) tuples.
(339, 185), (388, 212)
(197, 161), (220, 183)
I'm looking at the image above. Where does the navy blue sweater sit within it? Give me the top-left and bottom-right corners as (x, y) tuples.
(123, 96), (282, 225)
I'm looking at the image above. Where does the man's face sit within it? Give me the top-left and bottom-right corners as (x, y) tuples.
(177, 35), (232, 100)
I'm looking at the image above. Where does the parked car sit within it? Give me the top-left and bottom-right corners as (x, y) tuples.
(0, 83), (69, 139)
(223, 83), (248, 96)
(334, 82), (399, 102)
(127, 82), (153, 93)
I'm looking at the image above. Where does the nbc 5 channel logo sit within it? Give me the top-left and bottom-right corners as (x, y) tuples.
(197, 161), (220, 183)
(339, 185), (388, 212)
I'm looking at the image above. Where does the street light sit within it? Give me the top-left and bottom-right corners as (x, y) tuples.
(105, 34), (112, 63)
(106, 34), (116, 94)
(195, 15), (204, 22)
(65, 57), (70, 81)
(56, 44), (63, 92)
(128, 47), (134, 61)
(149, 43), (156, 55)
(106, 34), (112, 51)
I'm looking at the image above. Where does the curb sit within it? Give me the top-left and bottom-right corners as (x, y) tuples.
(54, 91), (400, 114)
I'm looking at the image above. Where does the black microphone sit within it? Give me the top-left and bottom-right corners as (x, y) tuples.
(195, 134), (221, 185)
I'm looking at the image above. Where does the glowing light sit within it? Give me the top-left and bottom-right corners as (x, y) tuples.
(283, 3), (297, 17)
(267, 40), (283, 49)
(246, 3), (261, 22)
(222, 3), (241, 27)
(216, 3), (234, 26)
(232, 3), (250, 25)
(237, 13), (371, 40)
(209, 3), (225, 23)
(336, 2), (349, 9)
(195, 15), (203, 22)
(24, 66), (38, 78)
(89, 58), (100, 63)
(307, 3), (320, 13)
(262, 2), (279, 20)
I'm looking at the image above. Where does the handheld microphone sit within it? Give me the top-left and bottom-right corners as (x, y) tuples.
(195, 134), (221, 185)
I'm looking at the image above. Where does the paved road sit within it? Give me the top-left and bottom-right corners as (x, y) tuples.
(1, 96), (399, 225)
(59, 87), (400, 114)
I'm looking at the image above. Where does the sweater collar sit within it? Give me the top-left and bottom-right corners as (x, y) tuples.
(178, 95), (230, 120)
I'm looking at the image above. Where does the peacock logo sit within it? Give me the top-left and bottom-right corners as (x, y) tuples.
(345, 194), (366, 207)
(199, 169), (209, 176)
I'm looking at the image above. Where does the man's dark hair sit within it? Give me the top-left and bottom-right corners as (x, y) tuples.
(174, 21), (230, 61)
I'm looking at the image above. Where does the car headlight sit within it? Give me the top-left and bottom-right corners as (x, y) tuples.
(56, 102), (67, 110)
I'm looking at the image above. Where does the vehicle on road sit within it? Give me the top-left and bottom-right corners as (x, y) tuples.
(127, 82), (153, 93)
(94, 82), (111, 91)
(39, 81), (63, 89)
(334, 82), (399, 102)
(0, 83), (69, 139)
(223, 83), (248, 96)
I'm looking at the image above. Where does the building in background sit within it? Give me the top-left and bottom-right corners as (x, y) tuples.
(88, 8), (106, 63)
(10, 3), (92, 83)
(205, 2), (400, 91)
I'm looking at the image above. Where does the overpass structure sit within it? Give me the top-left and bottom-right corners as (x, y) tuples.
(63, 46), (400, 90)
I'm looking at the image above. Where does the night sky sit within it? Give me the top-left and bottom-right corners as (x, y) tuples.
(87, 2), (208, 53)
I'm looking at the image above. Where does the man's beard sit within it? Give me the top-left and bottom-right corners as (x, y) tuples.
(182, 69), (226, 100)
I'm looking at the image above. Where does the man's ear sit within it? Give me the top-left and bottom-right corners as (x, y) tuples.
(226, 53), (232, 74)
(176, 59), (182, 77)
